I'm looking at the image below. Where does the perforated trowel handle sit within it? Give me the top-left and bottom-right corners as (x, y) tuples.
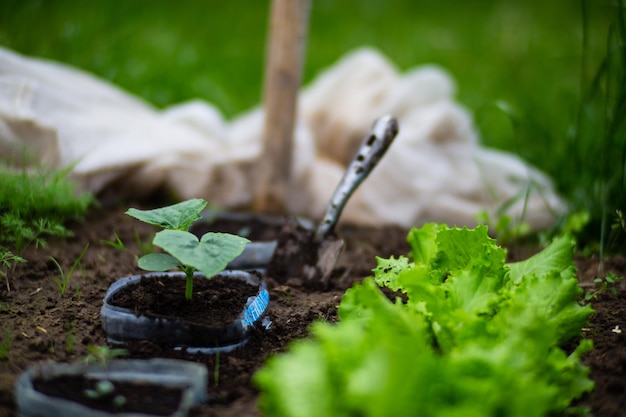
(314, 115), (399, 243)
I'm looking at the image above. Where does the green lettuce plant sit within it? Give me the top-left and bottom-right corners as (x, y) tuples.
(255, 224), (594, 417)
(126, 198), (249, 300)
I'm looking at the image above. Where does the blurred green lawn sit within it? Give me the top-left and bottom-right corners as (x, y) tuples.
(0, 0), (623, 249)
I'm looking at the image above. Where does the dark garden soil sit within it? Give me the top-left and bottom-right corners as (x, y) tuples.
(0, 202), (625, 417)
(33, 374), (184, 415)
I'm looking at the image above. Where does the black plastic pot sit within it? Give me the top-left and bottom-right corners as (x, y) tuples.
(190, 211), (289, 270)
(15, 358), (208, 417)
(101, 270), (270, 354)
(190, 211), (323, 272)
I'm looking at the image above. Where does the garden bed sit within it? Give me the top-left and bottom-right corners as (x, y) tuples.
(0, 203), (624, 417)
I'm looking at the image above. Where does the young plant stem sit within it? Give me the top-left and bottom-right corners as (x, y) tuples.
(214, 350), (220, 387)
(0, 330), (11, 360)
(183, 266), (196, 301)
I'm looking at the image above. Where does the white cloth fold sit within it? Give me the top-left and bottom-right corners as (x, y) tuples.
(0, 46), (565, 230)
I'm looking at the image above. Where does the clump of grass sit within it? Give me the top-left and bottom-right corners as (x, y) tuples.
(0, 164), (93, 255)
(0, 163), (93, 291)
(567, 0), (626, 254)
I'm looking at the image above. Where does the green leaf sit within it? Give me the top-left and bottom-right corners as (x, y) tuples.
(506, 234), (575, 285)
(500, 270), (594, 345)
(434, 225), (505, 278)
(372, 256), (412, 292)
(125, 198), (207, 231)
(255, 341), (335, 417)
(152, 230), (249, 278)
(137, 253), (180, 271)
(406, 223), (441, 265)
(444, 268), (502, 316)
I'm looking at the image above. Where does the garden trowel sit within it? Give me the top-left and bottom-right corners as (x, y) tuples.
(265, 115), (399, 288)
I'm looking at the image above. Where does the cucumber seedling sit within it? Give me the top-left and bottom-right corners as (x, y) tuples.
(125, 198), (249, 300)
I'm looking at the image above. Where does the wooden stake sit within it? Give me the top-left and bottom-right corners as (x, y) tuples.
(253, 0), (310, 214)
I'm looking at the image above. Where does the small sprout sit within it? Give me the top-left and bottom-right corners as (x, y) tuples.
(84, 345), (128, 367)
(100, 231), (126, 251)
(84, 380), (115, 398)
(0, 250), (27, 292)
(112, 394), (127, 408)
(83, 380), (126, 408)
(50, 243), (89, 297)
(100, 229), (154, 259)
(125, 199), (250, 300)
(583, 272), (624, 303)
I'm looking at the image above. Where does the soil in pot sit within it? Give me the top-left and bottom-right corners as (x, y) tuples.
(32, 374), (184, 415)
(108, 275), (258, 328)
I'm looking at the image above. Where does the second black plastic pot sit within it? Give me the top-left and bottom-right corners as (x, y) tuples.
(15, 358), (208, 417)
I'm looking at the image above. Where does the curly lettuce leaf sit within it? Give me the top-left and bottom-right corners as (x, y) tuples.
(432, 225), (506, 279)
(506, 234), (576, 285)
(406, 222), (442, 264)
(371, 255), (413, 293)
(504, 235), (593, 343)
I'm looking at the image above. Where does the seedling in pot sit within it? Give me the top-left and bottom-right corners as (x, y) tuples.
(126, 199), (250, 300)
(80, 345), (129, 409)
(83, 380), (127, 409)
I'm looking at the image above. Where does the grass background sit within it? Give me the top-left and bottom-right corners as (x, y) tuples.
(0, 0), (624, 251)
